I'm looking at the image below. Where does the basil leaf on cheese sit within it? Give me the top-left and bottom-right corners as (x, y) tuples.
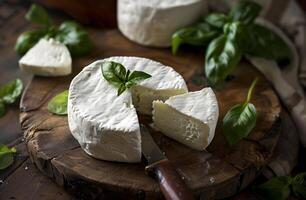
(229, 0), (262, 25)
(172, 22), (220, 55)
(128, 71), (152, 83)
(55, 21), (92, 57)
(102, 61), (127, 85)
(223, 78), (258, 145)
(117, 84), (127, 96)
(0, 144), (17, 170)
(101, 61), (151, 96)
(0, 79), (23, 104)
(48, 90), (68, 115)
(25, 4), (53, 27)
(205, 34), (242, 86)
(0, 101), (5, 118)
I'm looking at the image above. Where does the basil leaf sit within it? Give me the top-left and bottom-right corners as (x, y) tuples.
(0, 101), (5, 118)
(0, 144), (17, 170)
(48, 90), (68, 115)
(101, 61), (152, 96)
(205, 34), (242, 85)
(0, 79), (23, 104)
(204, 13), (230, 29)
(229, 0), (262, 25)
(117, 84), (127, 96)
(101, 61), (127, 85)
(243, 24), (292, 64)
(253, 177), (291, 200)
(15, 29), (48, 55)
(292, 173), (306, 199)
(128, 71), (152, 84)
(172, 22), (220, 54)
(25, 4), (53, 26)
(223, 103), (257, 145)
(55, 21), (92, 57)
(223, 78), (258, 145)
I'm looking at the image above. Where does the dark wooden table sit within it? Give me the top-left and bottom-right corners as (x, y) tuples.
(0, 1), (305, 199)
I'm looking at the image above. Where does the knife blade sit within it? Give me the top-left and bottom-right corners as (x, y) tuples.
(140, 124), (194, 200)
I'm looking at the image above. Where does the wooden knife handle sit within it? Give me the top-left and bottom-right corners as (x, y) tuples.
(145, 159), (194, 200)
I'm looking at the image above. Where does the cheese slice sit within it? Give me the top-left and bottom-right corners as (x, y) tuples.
(19, 38), (72, 76)
(153, 88), (219, 150)
(117, 0), (207, 47)
(68, 56), (188, 163)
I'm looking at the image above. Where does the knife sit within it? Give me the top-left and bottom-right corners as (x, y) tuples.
(140, 125), (195, 200)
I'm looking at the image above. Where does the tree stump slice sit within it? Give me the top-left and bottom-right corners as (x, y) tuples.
(20, 30), (281, 200)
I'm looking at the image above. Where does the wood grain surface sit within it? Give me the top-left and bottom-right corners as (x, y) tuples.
(19, 28), (282, 200)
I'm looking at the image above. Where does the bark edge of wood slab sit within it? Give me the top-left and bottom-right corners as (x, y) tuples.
(146, 159), (195, 200)
(20, 30), (282, 200)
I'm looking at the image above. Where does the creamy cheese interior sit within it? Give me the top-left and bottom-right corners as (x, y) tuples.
(153, 88), (219, 151)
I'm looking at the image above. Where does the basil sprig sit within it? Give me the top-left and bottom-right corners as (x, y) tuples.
(0, 144), (17, 170)
(101, 61), (152, 96)
(15, 4), (92, 57)
(172, 22), (220, 55)
(48, 90), (68, 115)
(0, 79), (23, 118)
(172, 0), (292, 86)
(223, 77), (258, 145)
(254, 173), (306, 200)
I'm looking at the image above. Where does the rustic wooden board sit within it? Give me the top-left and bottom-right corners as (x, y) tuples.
(20, 29), (281, 200)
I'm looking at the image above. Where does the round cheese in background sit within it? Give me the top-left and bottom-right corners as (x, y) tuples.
(117, 0), (207, 47)
(68, 56), (188, 163)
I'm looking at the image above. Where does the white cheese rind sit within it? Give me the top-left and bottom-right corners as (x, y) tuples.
(19, 38), (72, 76)
(153, 88), (219, 150)
(68, 56), (188, 163)
(117, 0), (207, 47)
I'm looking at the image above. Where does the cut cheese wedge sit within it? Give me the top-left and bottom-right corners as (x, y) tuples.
(117, 0), (207, 47)
(153, 88), (219, 150)
(19, 38), (72, 76)
(68, 56), (188, 163)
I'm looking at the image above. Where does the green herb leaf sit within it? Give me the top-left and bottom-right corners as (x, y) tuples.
(55, 21), (92, 57)
(101, 61), (127, 85)
(0, 144), (17, 170)
(243, 24), (292, 65)
(128, 71), (152, 84)
(15, 29), (48, 55)
(292, 173), (306, 199)
(229, 0), (262, 25)
(223, 103), (257, 145)
(48, 90), (68, 115)
(117, 84), (127, 96)
(0, 101), (5, 117)
(223, 78), (258, 145)
(101, 61), (151, 96)
(0, 79), (23, 104)
(253, 177), (291, 200)
(172, 22), (220, 54)
(25, 4), (53, 26)
(204, 13), (230, 29)
(205, 34), (242, 86)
